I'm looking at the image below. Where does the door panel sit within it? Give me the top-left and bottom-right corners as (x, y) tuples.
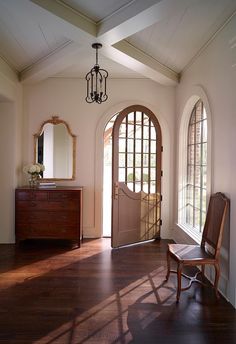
(117, 183), (140, 246)
(112, 105), (162, 248)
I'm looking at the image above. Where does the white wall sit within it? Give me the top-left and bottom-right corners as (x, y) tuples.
(0, 58), (22, 243)
(174, 14), (236, 306)
(23, 78), (175, 240)
(0, 102), (16, 242)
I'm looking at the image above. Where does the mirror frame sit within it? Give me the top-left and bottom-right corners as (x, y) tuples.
(34, 116), (76, 181)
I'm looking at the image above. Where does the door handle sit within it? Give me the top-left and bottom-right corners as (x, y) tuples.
(114, 182), (119, 199)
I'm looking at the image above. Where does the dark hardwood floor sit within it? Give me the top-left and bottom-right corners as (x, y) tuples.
(0, 238), (235, 344)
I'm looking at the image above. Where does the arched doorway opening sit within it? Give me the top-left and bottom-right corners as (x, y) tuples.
(102, 113), (117, 237)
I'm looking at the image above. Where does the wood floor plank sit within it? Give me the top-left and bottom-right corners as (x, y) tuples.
(0, 238), (235, 343)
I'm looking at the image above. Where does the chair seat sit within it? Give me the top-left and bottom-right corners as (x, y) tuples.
(168, 244), (214, 263)
(165, 193), (229, 301)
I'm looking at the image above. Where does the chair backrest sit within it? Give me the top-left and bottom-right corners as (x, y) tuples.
(201, 192), (229, 258)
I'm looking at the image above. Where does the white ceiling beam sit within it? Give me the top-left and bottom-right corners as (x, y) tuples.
(20, 41), (83, 83)
(97, 0), (161, 44)
(27, 0), (182, 85)
(21, 0), (97, 82)
(102, 42), (178, 86)
(98, 0), (192, 45)
(31, 0), (96, 38)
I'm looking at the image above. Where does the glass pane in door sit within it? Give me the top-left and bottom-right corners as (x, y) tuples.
(118, 111), (158, 195)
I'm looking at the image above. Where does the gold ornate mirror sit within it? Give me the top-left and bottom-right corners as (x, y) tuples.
(34, 116), (76, 180)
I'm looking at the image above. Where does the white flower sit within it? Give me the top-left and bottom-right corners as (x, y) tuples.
(23, 165), (30, 174)
(36, 163), (45, 171)
(23, 163), (45, 175)
(29, 165), (37, 173)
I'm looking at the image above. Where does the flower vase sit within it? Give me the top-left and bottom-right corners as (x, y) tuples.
(29, 174), (40, 188)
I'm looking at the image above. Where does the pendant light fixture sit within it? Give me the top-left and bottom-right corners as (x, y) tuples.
(85, 43), (108, 104)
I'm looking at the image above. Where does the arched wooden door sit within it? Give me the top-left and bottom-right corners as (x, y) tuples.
(112, 105), (162, 248)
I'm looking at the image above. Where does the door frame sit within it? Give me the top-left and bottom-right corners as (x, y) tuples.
(111, 105), (162, 247)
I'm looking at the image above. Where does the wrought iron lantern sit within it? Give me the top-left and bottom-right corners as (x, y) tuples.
(85, 43), (108, 104)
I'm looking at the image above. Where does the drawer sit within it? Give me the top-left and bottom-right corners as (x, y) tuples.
(16, 226), (79, 239)
(16, 190), (48, 201)
(49, 191), (80, 200)
(16, 199), (79, 211)
(16, 211), (78, 225)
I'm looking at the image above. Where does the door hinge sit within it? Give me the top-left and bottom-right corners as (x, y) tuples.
(160, 194), (163, 201)
(160, 219), (163, 226)
(161, 170), (163, 177)
(161, 146), (163, 152)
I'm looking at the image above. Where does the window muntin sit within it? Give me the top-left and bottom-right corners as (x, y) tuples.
(118, 111), (159, 194)
(186, 100), (207, 233)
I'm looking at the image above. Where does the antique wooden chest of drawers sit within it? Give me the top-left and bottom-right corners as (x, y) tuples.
(15, 186), (83, 246)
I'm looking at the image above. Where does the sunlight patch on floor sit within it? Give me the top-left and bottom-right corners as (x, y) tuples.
(0, 240), (111, 290)
(33, 266), (175, 344)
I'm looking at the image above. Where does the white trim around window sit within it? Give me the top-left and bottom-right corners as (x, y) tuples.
(177, 86), (212, 243)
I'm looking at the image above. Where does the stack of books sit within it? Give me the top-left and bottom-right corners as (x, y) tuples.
(38, 182), (56, 188)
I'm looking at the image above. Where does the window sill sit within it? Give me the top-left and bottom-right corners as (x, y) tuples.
(176, 223), (202, 245)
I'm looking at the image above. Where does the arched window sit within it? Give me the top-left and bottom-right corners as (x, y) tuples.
(186, 99), (207, 233)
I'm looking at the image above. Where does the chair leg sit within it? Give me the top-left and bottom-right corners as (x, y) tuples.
(165, 249), (170, 281)
(214, 262), (220, 298)
(176, 263), (183, 302)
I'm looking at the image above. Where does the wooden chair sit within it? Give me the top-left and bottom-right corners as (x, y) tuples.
(166, 192), (229, 302)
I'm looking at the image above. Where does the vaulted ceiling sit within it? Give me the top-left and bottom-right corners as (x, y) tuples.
(0, 0), (235, 85)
